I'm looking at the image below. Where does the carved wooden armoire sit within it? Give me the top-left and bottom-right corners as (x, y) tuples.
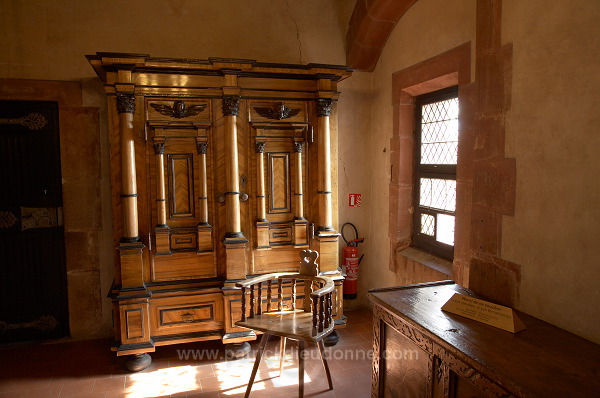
(87, 53), (352, 369)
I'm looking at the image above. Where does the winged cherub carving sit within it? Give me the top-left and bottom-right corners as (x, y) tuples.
(254, 102), (301, 120)
(150, 100), (207, 119)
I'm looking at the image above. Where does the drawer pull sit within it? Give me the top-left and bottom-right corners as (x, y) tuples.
(181, 313), (195, 323)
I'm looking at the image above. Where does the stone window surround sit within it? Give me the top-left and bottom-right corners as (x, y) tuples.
(389, 42), (473, 285)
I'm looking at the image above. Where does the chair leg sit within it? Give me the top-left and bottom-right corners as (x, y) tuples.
(244, 333), (270, 398)
(318, 340), (334, 390)
(279, 336), (287, 377)
(298, 340), (305, 398)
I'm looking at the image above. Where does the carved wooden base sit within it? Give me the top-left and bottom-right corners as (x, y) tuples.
(224, 341), (251, 360)
(124, 353), (152, 372)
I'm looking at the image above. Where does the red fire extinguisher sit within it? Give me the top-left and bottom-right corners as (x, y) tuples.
(342, 223), (364, 300)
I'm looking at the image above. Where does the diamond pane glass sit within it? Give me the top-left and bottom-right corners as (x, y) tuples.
(420, 214), (435, 236)
(419, 178), (456, 212)
(420, 97), (459, 164)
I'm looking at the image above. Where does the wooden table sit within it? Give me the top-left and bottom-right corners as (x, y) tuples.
(369, 281), (600, 397)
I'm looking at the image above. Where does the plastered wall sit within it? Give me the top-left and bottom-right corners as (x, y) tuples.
(0, 0), (352, 80)
(501, 0), (600, 343)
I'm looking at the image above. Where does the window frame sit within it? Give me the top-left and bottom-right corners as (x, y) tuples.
(412, 86), (459, 261)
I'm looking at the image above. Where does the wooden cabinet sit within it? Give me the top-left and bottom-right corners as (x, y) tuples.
(369, 281), (600, 398)
(87, 54), (351, 368)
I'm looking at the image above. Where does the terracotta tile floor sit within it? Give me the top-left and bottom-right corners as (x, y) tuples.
(0, 309), (373, 398)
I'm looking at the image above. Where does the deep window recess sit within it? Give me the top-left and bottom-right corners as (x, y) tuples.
(413, 87), (458, 260)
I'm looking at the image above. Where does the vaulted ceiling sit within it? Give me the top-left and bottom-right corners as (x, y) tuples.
(346, 0), (419, 71)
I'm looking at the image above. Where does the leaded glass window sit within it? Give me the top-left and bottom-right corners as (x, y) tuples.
(413, 87), (458, 260)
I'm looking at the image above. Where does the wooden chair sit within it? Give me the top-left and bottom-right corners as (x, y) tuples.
(235, 249), (335, 398)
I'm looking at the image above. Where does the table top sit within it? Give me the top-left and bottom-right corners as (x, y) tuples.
(369, 281), (600, 397)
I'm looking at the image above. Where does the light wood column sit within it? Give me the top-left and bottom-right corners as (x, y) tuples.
(255, 141), (270, 249)
(255, 141), (267, 222)
(293, 140), (308, 247)
(293, 141), (305, 220)
(196, 139), (213, 253)
(115, 90), (147, 293)
(222, 93), (248, 281)
(222, 94), (246, 241)
(117, 92), (141, 242)
(197, 140), (210, 225)
(153, 138), (170, 255)
(313, 97), (339, 272)
(153, 139), (167, 227)
(315, 98), (334, 233)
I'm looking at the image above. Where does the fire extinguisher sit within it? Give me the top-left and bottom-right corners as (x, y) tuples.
(342, 222), (364, 300)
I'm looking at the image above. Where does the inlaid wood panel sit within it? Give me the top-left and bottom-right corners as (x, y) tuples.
(125, 309), (144, 340)
(119, 302), (150, 345)
(268, 152), (291, 214)
(150, 293), (223, 336)
(168, 153), (194, 218)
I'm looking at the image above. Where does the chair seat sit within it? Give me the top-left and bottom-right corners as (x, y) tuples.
(236, 310), (334, 342)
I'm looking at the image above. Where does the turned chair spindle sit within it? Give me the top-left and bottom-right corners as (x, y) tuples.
(291, 279), (297, 310)
(249, 285), (255, 319)
(277, 279), (283, 311)
(266, 280), (272, 312)
(257, 282), (262, 315)
(241, 286), (247, 322)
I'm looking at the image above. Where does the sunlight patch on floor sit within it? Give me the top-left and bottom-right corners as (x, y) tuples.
(126, 365), (199, 398)
(213, 357), (266, 395)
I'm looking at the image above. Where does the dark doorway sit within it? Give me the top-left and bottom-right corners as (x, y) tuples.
(0, 100), (69, 343)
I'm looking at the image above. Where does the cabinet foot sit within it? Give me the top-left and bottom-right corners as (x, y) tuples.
(124, 353), (152, 372)
(323, 330), (340, 346)
(224, 342), (251, 360)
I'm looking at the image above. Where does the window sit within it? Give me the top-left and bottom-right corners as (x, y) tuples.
(412, 87), (458, 260)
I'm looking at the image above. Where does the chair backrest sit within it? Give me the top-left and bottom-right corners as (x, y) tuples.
(298, 249), (319, 276)
(236, 250), (335, 336)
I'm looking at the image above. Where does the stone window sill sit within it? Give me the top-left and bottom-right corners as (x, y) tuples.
(397, 247), (452, 276)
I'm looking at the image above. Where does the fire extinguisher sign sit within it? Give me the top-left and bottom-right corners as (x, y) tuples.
(348, 193), (362, 207)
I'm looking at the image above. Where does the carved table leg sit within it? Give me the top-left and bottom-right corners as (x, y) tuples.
(124, 353), (152, 372)
(224, 341), (251, 359)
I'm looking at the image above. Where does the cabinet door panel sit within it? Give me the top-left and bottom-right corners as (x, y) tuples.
(148, 123), (217, 281)
(168, 153), (195, 218)
(381, 322), (430, 398)
(268, 152), (291, 214)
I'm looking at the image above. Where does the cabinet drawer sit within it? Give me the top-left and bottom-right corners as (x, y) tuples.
(269, 226), (292, 245)
(170, 231), (197, 251)
(150, 294), (223, 336)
